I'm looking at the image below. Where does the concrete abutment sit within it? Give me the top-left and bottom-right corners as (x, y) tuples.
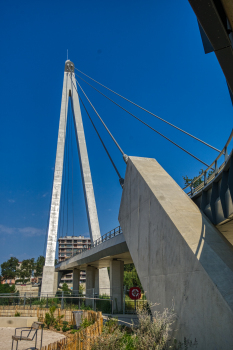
(119, 156), (233, 350)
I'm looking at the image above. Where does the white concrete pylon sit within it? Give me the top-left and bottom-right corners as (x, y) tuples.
(41, 60), (105, 295)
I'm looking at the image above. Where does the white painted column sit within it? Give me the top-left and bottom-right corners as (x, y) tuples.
(70, 74), (101, 243)
(41, 64), (70, 296)
(110, 260), (124, 313)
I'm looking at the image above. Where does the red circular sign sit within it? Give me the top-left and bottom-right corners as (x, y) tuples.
(129, 287), (141, 300)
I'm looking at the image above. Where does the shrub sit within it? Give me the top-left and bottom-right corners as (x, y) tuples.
(80, 302), (92, 310)
(91, 303), (198, 350)
(62, 321), (70, 332)
(15, 312), (20, 317)
(44, 306), (56, 329)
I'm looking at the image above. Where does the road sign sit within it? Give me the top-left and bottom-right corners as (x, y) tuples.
(129, 287), (141, 300)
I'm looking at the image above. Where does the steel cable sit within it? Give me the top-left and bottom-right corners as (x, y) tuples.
(74, 68), (220, 153)
(78, 94), (124, 187)
(70, 75), (127, 162)
(74, 75), (210, 167)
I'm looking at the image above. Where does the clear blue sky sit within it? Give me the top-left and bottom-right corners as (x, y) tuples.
(0, 0), (232, 267)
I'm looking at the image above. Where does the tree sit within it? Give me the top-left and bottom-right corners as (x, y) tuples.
(1, 257), (19, 280)
(0, 283), (16, 294)
(61, 283), (70, 293)
(34, 256), (45, 277)
(183, 169), (214, 189)
(124, 263), (143, 291)
(17, 258), (35, 283)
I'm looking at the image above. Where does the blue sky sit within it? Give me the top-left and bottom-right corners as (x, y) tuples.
(0, 0), (232, 267)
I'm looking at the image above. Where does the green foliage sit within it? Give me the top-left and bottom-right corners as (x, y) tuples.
(61, 283), (70, 293)
(183, 169), (214, 189)
(91, 304), (197, 350)
(62, 320), (70, 332)
(34, 256), (45, 277)
(44, 306), (56, 329)
(15, 312), (21, 317)
(1, 257), (19, 280)
(79, 283), (85, 295)
(96, 295), (111, 313)
(15, 279), (30, 284)
(124, 264), (143, 291)
(17, 259), (35, 283)
(80, 317), (94, 329)
(70, 329), (79, 334)
(80, 302), (92, 310)
(0, 283), (16, 294)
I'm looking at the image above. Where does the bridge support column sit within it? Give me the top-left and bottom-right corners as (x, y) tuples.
(73, 268), (80, 293)
(86, 266), (96, 307)
(110, 260), (124, 313)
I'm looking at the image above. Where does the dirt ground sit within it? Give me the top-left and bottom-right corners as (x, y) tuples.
(0, 327), (66, 350)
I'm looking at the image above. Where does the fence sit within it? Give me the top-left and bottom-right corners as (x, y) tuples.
(0, 292), (147, 314)
(0, 305), (103, 350)
(41, 311), (103, 350)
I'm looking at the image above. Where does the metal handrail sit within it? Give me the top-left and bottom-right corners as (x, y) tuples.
(60, 226), (123, 263)
(183, 129), (233, 195)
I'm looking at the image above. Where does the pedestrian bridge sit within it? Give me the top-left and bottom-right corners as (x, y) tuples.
(55, 227), (131, 272)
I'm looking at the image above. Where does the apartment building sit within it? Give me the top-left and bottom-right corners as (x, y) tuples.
(58, 236), (91, 288)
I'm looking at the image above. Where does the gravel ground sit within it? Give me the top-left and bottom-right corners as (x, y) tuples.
(0, 327), (66, 350)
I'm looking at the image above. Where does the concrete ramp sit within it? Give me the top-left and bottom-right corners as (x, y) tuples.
(119, 157), (233, 349)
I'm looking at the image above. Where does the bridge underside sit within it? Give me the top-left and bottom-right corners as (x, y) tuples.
(55, 234), (132, 272)
(119, 156), (233, 350)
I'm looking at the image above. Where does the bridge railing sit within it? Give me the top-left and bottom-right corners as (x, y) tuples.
(183, 129), (233, 197)
(61, 226), (123, 262)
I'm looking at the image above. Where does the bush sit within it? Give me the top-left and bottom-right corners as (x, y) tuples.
(44, 306), (56, 329)
(91, 303), (198, 350)
(15, 312), (20, 317)
(62, 321), (70, 332)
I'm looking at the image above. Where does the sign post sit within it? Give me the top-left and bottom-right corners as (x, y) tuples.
(129, 287), (141, 312)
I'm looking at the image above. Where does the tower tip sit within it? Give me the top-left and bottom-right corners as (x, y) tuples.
(65, 60), (74, 73)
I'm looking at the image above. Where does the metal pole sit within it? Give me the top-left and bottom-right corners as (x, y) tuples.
(61, 291), (64, 310)
(123, 286), (126, 314)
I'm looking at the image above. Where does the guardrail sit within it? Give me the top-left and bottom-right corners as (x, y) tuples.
(60, 226), (123, 263)
(183, 129), (233, 196)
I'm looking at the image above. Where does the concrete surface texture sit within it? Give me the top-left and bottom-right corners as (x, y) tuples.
(16, 284), (40, 296)
(110, 260), (124, 312)
(0, 317), (38, 328)
(119, 156), (233, 350)
(0, 327), (65, 350)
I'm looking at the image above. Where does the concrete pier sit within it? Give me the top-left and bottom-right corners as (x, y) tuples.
(73, 268), (80, 292)
(110, 260), (124, 313)
(119, 156), (233, 349)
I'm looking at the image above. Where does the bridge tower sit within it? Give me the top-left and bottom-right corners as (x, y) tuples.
(41, 60), (109, 295)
